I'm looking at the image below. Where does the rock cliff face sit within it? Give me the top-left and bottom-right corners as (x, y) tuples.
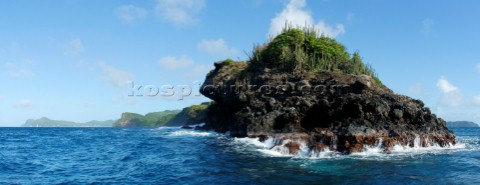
(200, 61), (456, 154)
(168, 102), (210, 126)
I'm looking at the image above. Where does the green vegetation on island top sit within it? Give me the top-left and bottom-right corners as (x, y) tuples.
(220, 26), (381, 84)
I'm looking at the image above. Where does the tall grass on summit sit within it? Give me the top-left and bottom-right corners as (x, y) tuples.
(249, 25), (381, 84)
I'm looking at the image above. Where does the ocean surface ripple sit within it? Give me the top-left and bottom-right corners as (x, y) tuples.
(0, 127), (479, 184)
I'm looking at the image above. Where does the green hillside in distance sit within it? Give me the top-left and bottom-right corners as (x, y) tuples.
(23, 117), (114, 127)
(113, 110), (181, 127)
(114, 102), (210, 127)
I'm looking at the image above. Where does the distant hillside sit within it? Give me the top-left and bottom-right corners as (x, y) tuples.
(447, 121), (479, 128)
(167, 102), (210, 126)
(114, 102), (210, 127)
(113, 110), (181, 127)
(23, 117), (114, 127)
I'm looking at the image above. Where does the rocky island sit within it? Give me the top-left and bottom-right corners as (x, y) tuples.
(199, 27), (456, 154)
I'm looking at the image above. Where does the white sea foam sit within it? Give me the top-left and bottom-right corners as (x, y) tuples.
(345, 136), (466, 158)
(234, 137), (338, 158)
(349, 138), (385, 157)
(167, 130), (213, 137)
(258, 149), (291, 157)
(234, 135), (468, 159)
(188, 123), (206, 127)
(155, 126), (181, 130)
(235, 137), (269, 148)
(234, 137), (278, 148)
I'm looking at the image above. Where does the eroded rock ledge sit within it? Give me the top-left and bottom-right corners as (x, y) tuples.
(199, 62), (455, 154)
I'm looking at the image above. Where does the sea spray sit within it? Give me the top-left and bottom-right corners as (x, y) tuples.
(234, 135), (465, 159)
(167, 130), (215, 137)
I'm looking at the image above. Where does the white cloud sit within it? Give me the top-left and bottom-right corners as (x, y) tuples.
(437, 77), (458, 94)
(474, 96), (480, 105)
(436, 76), (462, 106)
(6, 69), (35, 78)
(13, 99), (33, 108)
(476, 63), (480, 72)
(116, 5), (147, 24)
(186, 64), (212, 79)
(269, 0), (345, 37)
(4, 59), (36, 78)
(155, 0), (205, 26)
(409, 84), (424, 95)
(97, 62), (134, 88)
(198, 39), (238, 57)
(158, 55), (194, 69)
(64, 38), (84, 56)
(158, 55), (211, 80)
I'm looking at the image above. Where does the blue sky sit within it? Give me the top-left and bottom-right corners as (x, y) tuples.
(1, 0), (479, 126)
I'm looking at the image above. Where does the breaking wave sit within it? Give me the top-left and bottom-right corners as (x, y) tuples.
(234, 135), (472, 159)
(160, 126), (476, 160)
(166, 130), (215, 137)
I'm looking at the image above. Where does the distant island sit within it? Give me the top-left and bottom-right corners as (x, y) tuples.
(23, 117), (115, 127)
(113, 102), (209, 127)
(23, 102), (210, 128)
(447, 121), (479, 128)
(113, 110), (180, 127)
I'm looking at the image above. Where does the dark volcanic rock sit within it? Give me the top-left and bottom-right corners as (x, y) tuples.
(200, 61), (456, 154)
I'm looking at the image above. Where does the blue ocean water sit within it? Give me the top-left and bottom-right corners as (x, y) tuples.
(0, 127), (479, 184)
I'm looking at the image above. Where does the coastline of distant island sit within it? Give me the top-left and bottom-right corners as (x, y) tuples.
(22, 102), (210, 128)
(447, 121), (479, 128)
(23, 117), (115, 127)
(23, 109), (479, 129)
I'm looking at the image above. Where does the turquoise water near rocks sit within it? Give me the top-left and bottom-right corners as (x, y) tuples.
(0, 127), (478, 184)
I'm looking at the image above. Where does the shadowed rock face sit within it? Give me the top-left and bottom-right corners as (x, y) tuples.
(200, 62), (455, 154)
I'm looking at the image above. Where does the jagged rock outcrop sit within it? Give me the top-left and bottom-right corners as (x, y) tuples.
(200, 61), (456, 154)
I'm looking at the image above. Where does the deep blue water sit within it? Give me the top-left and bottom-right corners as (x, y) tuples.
(0, 127), (479, 184)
